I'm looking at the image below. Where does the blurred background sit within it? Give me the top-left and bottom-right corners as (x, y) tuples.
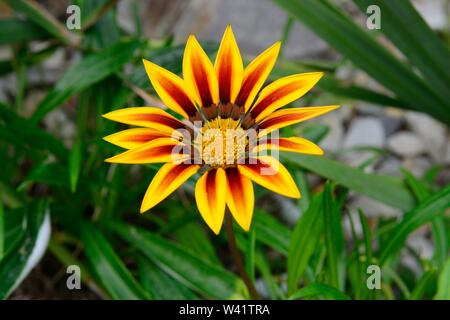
(0, 0), (449, 300)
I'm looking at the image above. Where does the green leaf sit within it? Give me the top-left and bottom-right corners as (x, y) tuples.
(80, 221), (148, 300)
(0, 104), (68, 162)
(380, 185), (450, 265)
(354, 0), (450, 106)
(435, 258), (450, 300)
(0, 19), (49, 44)
(32, 40), (142, 122)
(136, 255), (197, 300)
(289, 283), (350, 300)
(69, 139), (83, 193)
(411, 270), (436, 300)
(18, 163), (70, 191)
(0, 200), (50, 299)
(0, 200), (4, 261)
(174, 222), (220, 265)
(288, 193), (324, 294)
(255, 251), (285, 299)
(358, 209), (373, 267)
(273, 62), (409, 110)
(319, 77), (409, 110)
(283, 153), (415, 211)
(6, 0), (76, 44)
(252, 209), (291, 255)
(106, 220), (245, 299)
(272, 0), (450, 125)
(403, 169), (448, 268)
(323, 184), (345, 289)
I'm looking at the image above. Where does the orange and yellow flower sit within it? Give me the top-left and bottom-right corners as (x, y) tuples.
(103, 26), (338, 234)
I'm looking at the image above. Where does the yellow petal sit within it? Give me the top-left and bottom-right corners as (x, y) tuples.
(102, 107), (187, 134)
(140, 163), (200, 213)
(195, 168), (226, 234)
(238, 156), (300, 198)
(257, 105), (339, 136)
(105, 137), (187, 164)
(225, 167), (254, 231)
(235, 42), (281, 111)
(142, 59), (197, 118)
(103, 128), (172, 150)
(183, 35), (219, 107)
(255, 137), (324, 155)
(214, 25), (244, 104)
(251, 72), (324, 122)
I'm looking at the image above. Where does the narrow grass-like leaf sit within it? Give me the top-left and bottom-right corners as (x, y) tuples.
(6, 0), (75, 44)
(355, 0), (450, 105)
(380, 185), (450, 265)
(174, 222), (220, 265)
(288, 193), (324, 294)
(323, 184), (345, 289)
(0, 19), (49, 44)
(435, 258), (450, 300)
(0, 201), (50, 299)
(255, 251), (285, 299)
(80, 222), (148, 300)
(283, 153), (415, 211)
(32, 40), (142, 122)
(0, 104), (68, 162)
(106, 220), (245, 299)
(358, 209), (373, 266)
(253, 209), (290, 255)
(411, 270), (436, 300)
(136, 254), (197, 300)
(18, 163), (70, 191)
(69, 139), (83, 193)
(0, 200), (4, 261)
(272, 0), (449, 124)
(289, 283), (350, 300)
(403, 168), (448, 268)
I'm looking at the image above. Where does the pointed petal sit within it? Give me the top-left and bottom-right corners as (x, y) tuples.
(238, 156), (300, 198)
(102, 107), (187, 134)
(250, 72), (324, 121)
(226, 167), (254, 231)
(195, 168), (226, 234)
(255, 137), (324, 155)
(142, 59), (197, 118)
(257, 105), (339, 136)
(235, 42), (281, 111)
(103, 128), (172, 149)
(140, 163), (200, 213)
(105, 137), (187, 164)
(214, 25), (244, 104)
(183, 35), (219, 107)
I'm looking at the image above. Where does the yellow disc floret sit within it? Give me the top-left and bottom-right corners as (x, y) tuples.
(195, 117), (247, 167)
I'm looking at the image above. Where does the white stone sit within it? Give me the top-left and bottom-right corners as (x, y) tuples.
(343, 117), (385, 148)
(445, 140), (450, 164)
(387, 131), (426, 157)
(377, 158), (402, 177)
(413, 0), (448, 30)
(405, 111), (447, 162)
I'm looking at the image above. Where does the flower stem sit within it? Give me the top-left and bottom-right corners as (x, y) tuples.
(225, 214), (261, 300)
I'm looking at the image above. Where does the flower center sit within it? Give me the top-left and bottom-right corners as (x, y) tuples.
(195, 117), (247, 167)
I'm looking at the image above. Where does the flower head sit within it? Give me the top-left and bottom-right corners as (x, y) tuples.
(103, 26), (339, 234)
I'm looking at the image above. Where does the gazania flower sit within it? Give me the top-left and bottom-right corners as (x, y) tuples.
(103, 26), (338, 234)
